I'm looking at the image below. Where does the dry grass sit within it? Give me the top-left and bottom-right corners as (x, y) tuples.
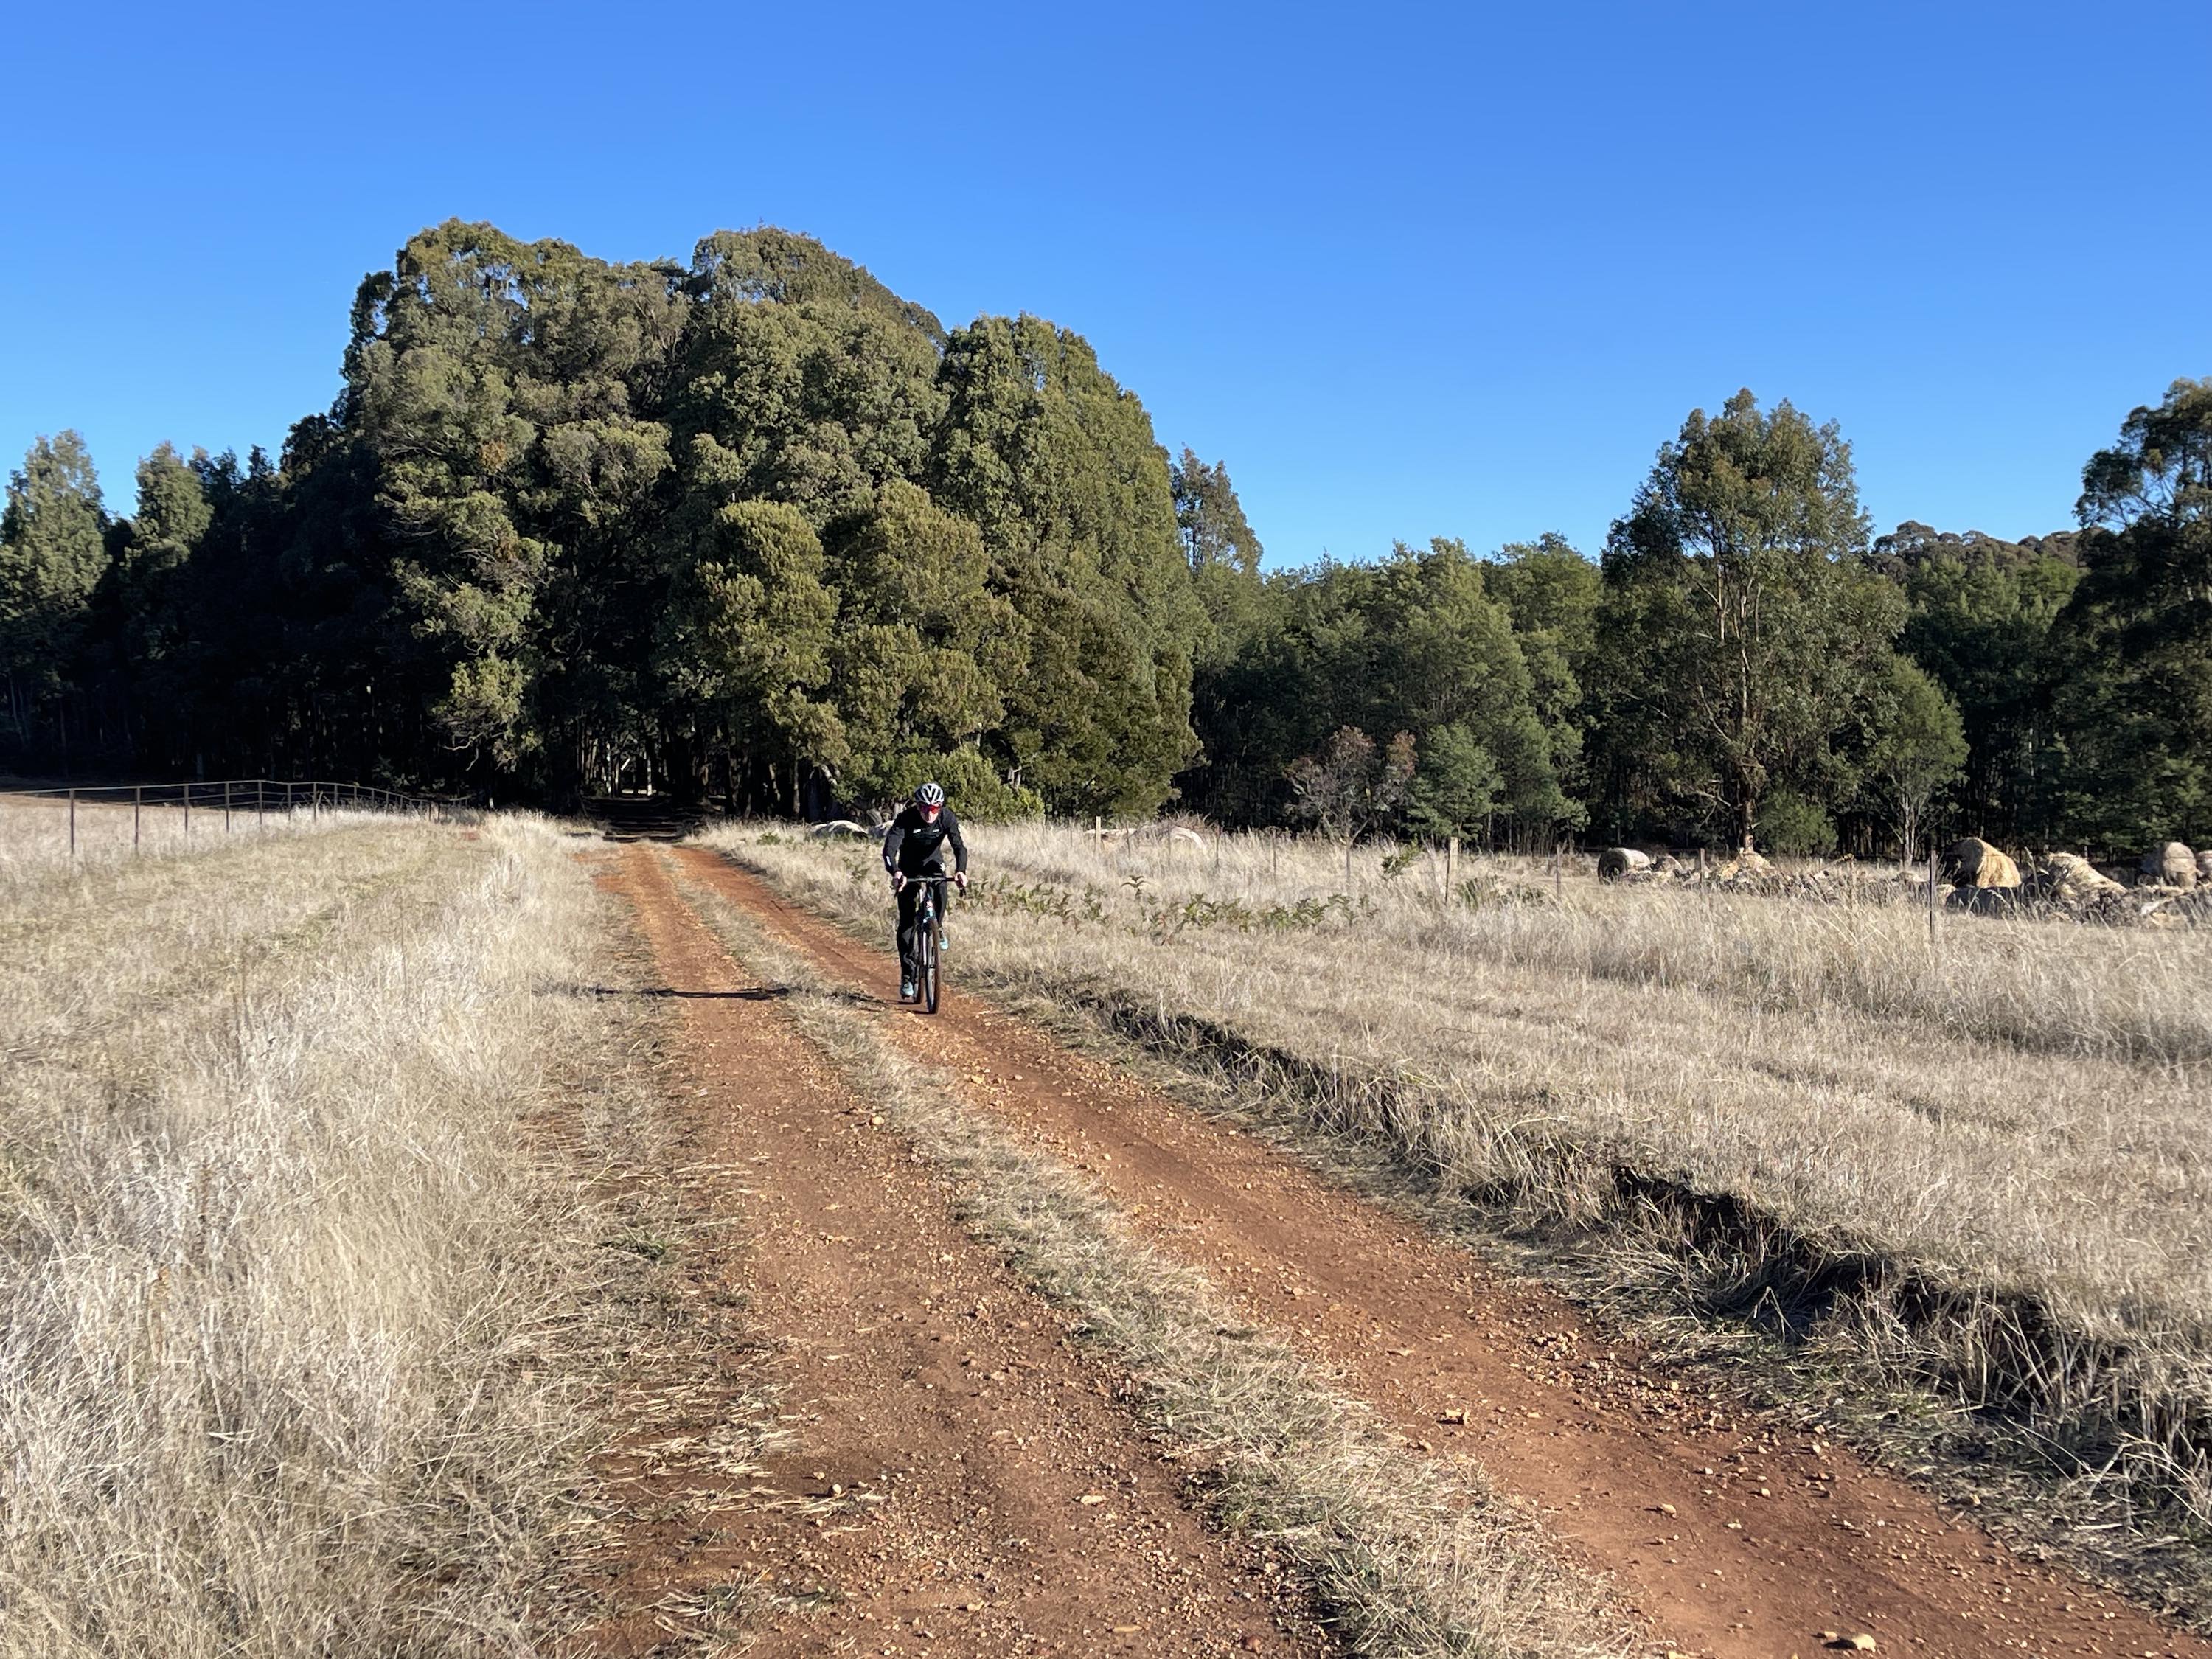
(664, 851), (1638, 1659)
(0, 813), (647, 1657)
(706, 821), (2212, 1531)
(0, 793), (416, 897)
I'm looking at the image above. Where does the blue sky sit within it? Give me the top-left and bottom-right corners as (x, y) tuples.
(4, 1), (2206, 567)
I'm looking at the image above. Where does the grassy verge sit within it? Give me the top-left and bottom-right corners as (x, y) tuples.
(703, 821), (2212, 1610)
(0, 795), (435, 897)
(664, 851), (1636, 1659)
(0, 814), (684, 1656)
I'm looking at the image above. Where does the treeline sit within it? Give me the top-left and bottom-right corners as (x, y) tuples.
(1, 221), (2205, 856)
(1192, 383), (2208, 859)
(0, 222), (1202, 818)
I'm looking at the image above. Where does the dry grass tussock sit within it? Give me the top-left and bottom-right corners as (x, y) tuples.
(666, 852), (1637, 1659)
(709, 821), (2212, 1528)
(0, 813), (635, 1656)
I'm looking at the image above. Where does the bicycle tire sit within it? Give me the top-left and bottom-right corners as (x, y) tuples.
(921, 903), (940, 1014)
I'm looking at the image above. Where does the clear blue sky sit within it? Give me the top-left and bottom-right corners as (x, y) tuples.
(4, 1), (2206, 566)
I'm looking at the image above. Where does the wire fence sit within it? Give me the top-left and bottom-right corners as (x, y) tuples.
(10, 779), (459, 859)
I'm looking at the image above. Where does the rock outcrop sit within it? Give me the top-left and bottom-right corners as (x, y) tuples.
(2139, 842), (2198, 890)
(1597, 846), (1654, 883)
(1942, 837), (2021, 889)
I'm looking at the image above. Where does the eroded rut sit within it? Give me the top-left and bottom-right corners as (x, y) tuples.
(590, 846), (1325, 1657)
(676, 844), (2210, 1659)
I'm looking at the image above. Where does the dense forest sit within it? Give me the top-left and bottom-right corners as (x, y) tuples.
(1, 221), (2205, 857)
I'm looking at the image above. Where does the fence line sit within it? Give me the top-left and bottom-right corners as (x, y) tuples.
(12, 779), (458, 858)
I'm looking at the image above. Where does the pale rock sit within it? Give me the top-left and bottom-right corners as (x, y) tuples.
(1942, 836), (2020, 888)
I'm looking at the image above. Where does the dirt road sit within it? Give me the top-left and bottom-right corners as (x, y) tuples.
(677, 844), (2210, 1659)
(584, 847), (1325, 1657)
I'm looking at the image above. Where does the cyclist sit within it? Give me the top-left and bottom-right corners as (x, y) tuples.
(883, 781), (968, 1001)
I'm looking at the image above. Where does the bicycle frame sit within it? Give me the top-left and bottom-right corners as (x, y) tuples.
(906, 874), (951, 1014)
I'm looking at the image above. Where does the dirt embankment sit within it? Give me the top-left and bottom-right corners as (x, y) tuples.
(577, 847), (1324, 1656)
(680, 845), (2211, 1659)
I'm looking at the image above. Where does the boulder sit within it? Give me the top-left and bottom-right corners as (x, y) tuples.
(1736, 847), (1773, 876)
(1651, 852), (1684, 875)
(810, 819), (878, 840)
(2140, 842), (2197, 890)
(1942, 836), (2021, 889)
(1104, 823), (1207, 852)
(1597, 846), (1653, 883)
(2040, 852), (2126, 905)
(2199, 850), (2212, 885)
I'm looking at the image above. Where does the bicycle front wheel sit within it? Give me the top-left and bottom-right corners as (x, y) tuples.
(921, 921), (940, 1014)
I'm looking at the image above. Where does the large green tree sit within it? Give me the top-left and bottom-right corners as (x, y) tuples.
(821, 479), (1033, 812)
(1868, 521), (2079, 843)
(1481, 534), (1599, 819)
(1, 431), (108, 752)
(1170, 445), (1270, 683)
(344, 221), (685, 786)
(657, 498), (841, 814)
(931, 314), (1203, 814)
(2048, 378), (2212, 848)
(1590, 390), (1901, 850)
(77, 443), (216, 762)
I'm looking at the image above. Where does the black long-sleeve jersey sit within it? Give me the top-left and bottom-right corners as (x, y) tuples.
(882, 804), (968, 877)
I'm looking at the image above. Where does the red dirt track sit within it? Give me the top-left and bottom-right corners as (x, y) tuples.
(675, 844), (2209, 1659)
(580, 846), (1326, 1657)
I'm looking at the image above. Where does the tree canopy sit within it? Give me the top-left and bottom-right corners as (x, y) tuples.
(4, 219), (2205, 860)
(2048, 379), (2212, 846)
(1587, 392), (1898, 851)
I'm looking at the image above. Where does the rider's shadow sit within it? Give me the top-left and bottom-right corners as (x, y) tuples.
(568, 984), (793, 1002)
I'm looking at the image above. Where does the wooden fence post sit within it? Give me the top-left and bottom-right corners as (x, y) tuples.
(68, 788), (76, 858)
(183, 784), (192, 838)
(134, 785), (142, 853)
(1926, 850), (1940, 950)
(1447, 835), (1459, 902)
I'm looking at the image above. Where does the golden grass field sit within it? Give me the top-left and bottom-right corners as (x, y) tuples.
(8, 799), (2205, 1653)
(0, 809), (653, 1657)
(0, 792), (369, 894)
(714, 820), (2212, 1529)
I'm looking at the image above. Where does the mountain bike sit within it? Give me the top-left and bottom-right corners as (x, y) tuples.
(912, 874), (950, 1014)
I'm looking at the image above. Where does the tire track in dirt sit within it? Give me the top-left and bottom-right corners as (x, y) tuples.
(681, 844), (2211, 1659)
(587, 846), (1328, 1658)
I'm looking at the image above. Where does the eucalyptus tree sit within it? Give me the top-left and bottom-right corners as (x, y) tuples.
(1590, 391), (1901, 851)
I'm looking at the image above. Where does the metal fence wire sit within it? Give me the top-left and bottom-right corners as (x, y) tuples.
(15, 779), (455, 858)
